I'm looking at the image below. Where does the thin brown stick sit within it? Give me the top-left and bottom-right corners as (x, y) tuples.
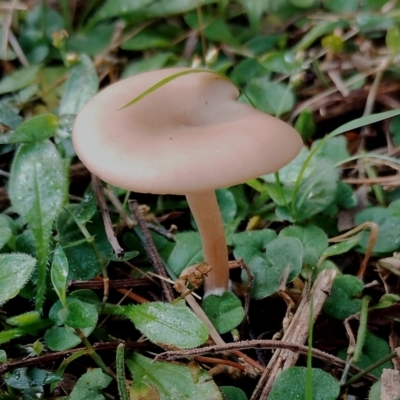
(194, 355), (246, 371)
(0, 342), (148, 375)
(155, 339), (376, 382)
(129, 200), (175, 302)
(92, 174), (124, 258)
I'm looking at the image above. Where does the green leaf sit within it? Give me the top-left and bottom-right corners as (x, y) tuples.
(0, 215), (12, 250)
(231, 229), (277, 264)
(321, 236), (361, 258)
(269, 367), (340, 400)
(390, 115), (400, 146)
(355, 202), (400, 254)
(292, 20), (348, 52)
(293, 158), (339, 221)
(167, 232), (203, 278)
(0, 65), (40, 95)
(56, 209), (111, 280)
(69, 369), (112, 400)
(311, 136), (350, 164)
(44, 296), (98, 350)
(59, 54), (99, 115)
(9, 140), (68, 310)
(126, 353), (222, 400)
(122, 52), (175, 79)
(246, 77), (295, 116)
(51, 245), (68, 308)
(262, 147), (315, 185)
(0, 253), (36, 305)
(259, 51), (297, 74)
(289, 0), (315, 8)
(89, 0), (154, 25)
(323, 275), (363, 319)
(64, 298), (98, 329)
(369, 381), (381, 400)
(220, 386), (248, 400)
(323, 0), (358, 13)
(121, 301), (208, 349)
(6, 114), (58, 144)
(279, 224), (328, 266)
(202, 292), (244, 334)
(295, 110), (315, 142)
(337, 332), (393, 377)
(243, 237), (303, 299)
(6, 367), (62, 389)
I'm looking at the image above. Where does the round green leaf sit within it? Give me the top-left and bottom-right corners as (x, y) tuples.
(0, 253), (36, 305)
(323, 275), (363, 319)
(242, 237), (303, 299)
(0, 215), (12, 250)
(123, 301), (208, 349)
(220, 386), (248, 400)
(202, 292), (244, 334)
(269, 367), (339, 400)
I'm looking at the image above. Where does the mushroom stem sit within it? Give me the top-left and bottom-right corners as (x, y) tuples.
(186, 190), (229, 296)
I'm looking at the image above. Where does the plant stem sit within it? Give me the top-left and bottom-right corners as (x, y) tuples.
(75, 328), (116, 379)
(353, 296), (371, 362)
(186, 190), (229, 296)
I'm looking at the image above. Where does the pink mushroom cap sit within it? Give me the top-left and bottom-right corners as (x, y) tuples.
(72, 68), (302, 195)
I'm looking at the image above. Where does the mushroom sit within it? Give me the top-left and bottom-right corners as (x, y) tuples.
(72, 68), (302, 297)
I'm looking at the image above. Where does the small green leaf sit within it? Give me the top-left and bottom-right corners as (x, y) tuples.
(0, 65), (40, 95)
(9, 140), (68, 310)
(64, 298), (98, 329)
(290, 0), (315, 7)
(231, 229), (277, 264)
(121, 301), (208, 349)
(259, 51), (296, 74)
(323, 275), (363, 319)
(51, 245), (69, 309)
(269, 367), (340, 400)
(126, 353), (222, 400)
(0, 253), (36, 305)
(321, 236), (360, 258)
(242, 237), (303, 299)
(6, 367), (62, 390)
(279, 224), (328, 266)
(220, 386), (248, 400)
(69, 368), (112, 400)
(7, 114), (58, 143)
(167, 232), (203, 278)
(355, 201), (400, 254)
(294, 110), (315, 142)
(45, 296), (98, 350)
(122, 52), (174, 79)
(0, 349), (7, 363)
(59, 54), (99, 115)
(338, 331), (393, 377)
(0, 215), (12, 250)
(246, 77), (296, 116)
(386, 25), (400, 55)
(202, 292), (244, 334)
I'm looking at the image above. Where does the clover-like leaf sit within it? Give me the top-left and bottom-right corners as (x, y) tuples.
(323, 275), (363, 319)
